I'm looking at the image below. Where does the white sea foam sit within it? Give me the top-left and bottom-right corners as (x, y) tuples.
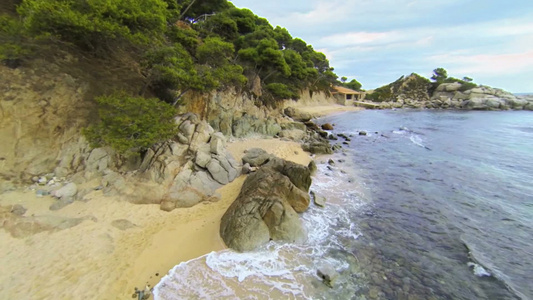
(155, 154), (366, 299)
(467, 262), (492, 277)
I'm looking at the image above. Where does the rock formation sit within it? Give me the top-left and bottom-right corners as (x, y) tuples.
(220, 151), (312, 252)
(362, 73), (533, 110)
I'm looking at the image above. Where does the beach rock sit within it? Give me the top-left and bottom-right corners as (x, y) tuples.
(242, 148), (272, 167)
(284, 107), (312, 122)
(49, 197), (75, 211)
(279, 129), (306, 141)
(321, 123), (334, 130)
(308, 160), (317, 176)
(195, 149), (212, 168)
(111, 219), (137, 230)
(317, 264), (339, 288)
(220, 157), (311, 251)
(314, 195), (326, 207)
(52, 182), (78, 199)
(10, 204), (27, 216)
(210, 132), (226, 155)
(303, 141), (333, 155)
(359, 131), (367, 136)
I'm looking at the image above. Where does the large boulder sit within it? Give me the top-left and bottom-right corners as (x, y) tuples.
(284, 107), (312, 122)
(220, 158), (311, 251)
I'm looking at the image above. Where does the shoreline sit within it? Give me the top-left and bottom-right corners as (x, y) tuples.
(0, 105), (358, 299)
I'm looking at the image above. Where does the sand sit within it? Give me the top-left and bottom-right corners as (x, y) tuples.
(295, 104), (363, 118)
(0, 138), (312, 299)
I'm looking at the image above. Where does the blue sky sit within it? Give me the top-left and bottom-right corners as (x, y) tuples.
(230, 0), (533, 93)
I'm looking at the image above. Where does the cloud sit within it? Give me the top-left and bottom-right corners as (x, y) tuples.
(429, 51), (533, 76)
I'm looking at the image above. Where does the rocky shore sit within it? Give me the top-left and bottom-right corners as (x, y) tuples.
(0, 60), (350, 299)
(361, 73), (533, 110)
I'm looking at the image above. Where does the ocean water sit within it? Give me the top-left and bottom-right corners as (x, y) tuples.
(155, 110), (533, 300)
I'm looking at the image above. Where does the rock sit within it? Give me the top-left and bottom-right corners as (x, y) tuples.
(308, 160), (317, 176)
(359, 131), (367, 136)
(242, 148), (272, 167)
(314, 195), (326, 207)
(328, 159), (335, 166)
(328, 134), (338, 140)
(36, 189), (50, 197)
(178, 120), (196, 143)
(280, 122), (307, 132)
(303, 141), (333, 155)
(310, 191), (326, 207)
(210, 132), (226, 155)
(10, 204), (27, 216)
(49, 197), (75, 211)
(86, 148), (110, 172)
(284, 107), (312, 122)
(52, 182), (78, 199)
(242, 163), (252, 174)
(160, 200), (176, 212)
(195, 149), (212, 168)
(189, 121), (214, 152)
(206, 154), (238, 185)
(220, 157), (311, 251)
(321, 123), (334, 130)
(111, 219), (137, 230)
(279, 129), (306, 141)
(189, 170), (222, 193)
(317, 264), (339, 288)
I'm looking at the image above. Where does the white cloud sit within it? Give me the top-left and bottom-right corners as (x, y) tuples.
(429, 51), (533, 76)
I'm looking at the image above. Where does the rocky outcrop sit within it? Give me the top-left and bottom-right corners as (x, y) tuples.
(362, 74), (533, 110)
(220, 157), (311, 251)
(430, 85), (533, 110)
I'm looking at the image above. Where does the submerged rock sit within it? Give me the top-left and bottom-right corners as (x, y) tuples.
(220, 157), (312, 251)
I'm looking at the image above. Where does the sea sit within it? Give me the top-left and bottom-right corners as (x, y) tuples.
(154, 110), (533, 300)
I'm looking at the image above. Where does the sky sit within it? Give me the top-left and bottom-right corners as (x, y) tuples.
(229, 0), (533, 93)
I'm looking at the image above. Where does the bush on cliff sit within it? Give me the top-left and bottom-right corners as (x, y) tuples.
(17, 0), (168, 50)
(82, 92), (178, 154)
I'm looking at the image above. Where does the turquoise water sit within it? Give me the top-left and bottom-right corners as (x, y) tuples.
(155, 110), (532, 299)
(324, 110), (533, 299)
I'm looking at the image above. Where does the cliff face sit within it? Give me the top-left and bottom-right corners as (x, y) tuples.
(0, 56), (335, 203)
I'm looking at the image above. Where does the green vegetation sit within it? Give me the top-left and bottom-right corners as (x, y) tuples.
(4, 0), (346, 152)
(430, 67), (477, 91)
(7, 0), (339, 104)
(0, 15), (31, 67)
(366, 73), (431, 102)
(82, 92), (178, 154)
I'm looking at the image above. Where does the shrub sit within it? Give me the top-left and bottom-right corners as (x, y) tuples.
(265, 82), (298, 100)
(83, 92), (178, 154)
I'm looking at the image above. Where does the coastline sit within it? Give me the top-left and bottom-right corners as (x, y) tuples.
(0, 105), (358, 299)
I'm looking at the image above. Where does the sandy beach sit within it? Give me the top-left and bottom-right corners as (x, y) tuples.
(0, 138), (313, 299)
(0, 102), (361, 299)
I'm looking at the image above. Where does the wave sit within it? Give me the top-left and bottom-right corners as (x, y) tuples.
(154, 154), (367, 299)
(461, 236), (526, 300)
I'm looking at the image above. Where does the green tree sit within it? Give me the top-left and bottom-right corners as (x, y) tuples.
(431, 67), (448, 83)
(344, 79), (362, 91)
(142, 43), (203, 103)
(83, 92), (178, 154)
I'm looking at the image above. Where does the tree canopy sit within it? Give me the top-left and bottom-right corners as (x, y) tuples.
(3, 0), (345, 104)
